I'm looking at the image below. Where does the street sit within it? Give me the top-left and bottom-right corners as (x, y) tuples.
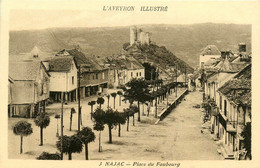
(8, 89), (222, 160)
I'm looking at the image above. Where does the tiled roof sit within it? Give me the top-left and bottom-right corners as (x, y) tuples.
(126, 57), (144, 70)
(217, 59), (247, 73)
(67, 49), (88, 65)
(218, 78), (251, 106)
(201, 45), (221, 55)
(48, 56), (74, 72)
(9, 61), (42, 81)
(234, 64), (251, 80)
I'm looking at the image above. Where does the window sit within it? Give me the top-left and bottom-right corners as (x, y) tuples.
(102, 72), (105, 79)
(140, 72), (141, 76)
(131, 72), (133, 77)
(224, 100), (227, 116)
(137, 72), (138, 77)
(72, 76), (74, 85)
(93, 75), (95, 80)
(96, 73), (98, 79)
(88, 74), (90, 80)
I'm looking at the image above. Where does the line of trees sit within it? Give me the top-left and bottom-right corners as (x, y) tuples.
(12, 78), (181, 160)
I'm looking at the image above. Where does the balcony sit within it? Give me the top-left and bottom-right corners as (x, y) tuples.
(226, 121), (237, 133)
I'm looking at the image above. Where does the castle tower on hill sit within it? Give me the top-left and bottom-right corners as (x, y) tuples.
(130, 26), (151, 46)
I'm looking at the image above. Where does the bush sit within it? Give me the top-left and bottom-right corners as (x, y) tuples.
(37, 152), (61, 160)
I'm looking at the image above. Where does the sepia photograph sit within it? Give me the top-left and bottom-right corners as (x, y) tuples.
(1, 0), (260, 168)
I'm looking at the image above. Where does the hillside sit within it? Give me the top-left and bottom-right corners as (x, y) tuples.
(124, 43), (194, 74)
(9, 23), (251, 68)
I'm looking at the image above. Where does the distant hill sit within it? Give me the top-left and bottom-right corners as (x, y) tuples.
(9, 23), (251, 68)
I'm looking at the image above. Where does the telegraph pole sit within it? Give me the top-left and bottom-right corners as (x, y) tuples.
(185, 65), (187, 87)
(176, 65), (178, 97)
(78, 66), (81, 132)
(60, 92), (64, 160)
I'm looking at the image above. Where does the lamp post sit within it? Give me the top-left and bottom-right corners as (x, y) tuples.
(77, 65), (81, 131)
(60, 92), (64, 160)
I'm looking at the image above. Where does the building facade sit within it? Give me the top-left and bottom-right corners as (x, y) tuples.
(9, 61), (50, 118)
(47, 56), (78, 102)
(200, 45), (221, 68)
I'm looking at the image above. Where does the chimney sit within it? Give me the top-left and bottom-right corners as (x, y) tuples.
(238, 43), (246, 52)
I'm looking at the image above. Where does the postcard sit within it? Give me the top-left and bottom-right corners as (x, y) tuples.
(1, 0), (260, 168)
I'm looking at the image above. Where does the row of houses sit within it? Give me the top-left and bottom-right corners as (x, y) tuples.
(8, 46), (145, 118)
(201, 44), (251, 160)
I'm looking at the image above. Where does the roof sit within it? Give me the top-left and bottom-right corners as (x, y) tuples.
(218, 79), (251, 106)
(48, 56), (75, 72)
(201, 45), (221, 56)
(217, 59), (247, 73)
(60, 49), (105, 72)
(125, 56), (144, 70)
(9, 61), (45, 81)
(234, 64), (251, 80)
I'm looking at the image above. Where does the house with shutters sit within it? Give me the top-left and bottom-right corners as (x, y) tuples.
(64, 49), (109, 97)
(47, 55), (78, 102)
(9, 60), (50, 118)
(215, 64), (251, 159)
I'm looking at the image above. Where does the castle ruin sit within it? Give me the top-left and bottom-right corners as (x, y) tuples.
(130, 26), (151, 46)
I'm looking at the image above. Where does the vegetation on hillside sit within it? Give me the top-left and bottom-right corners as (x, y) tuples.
(125, 43), (194, 73)
(9, 23), (251, 68)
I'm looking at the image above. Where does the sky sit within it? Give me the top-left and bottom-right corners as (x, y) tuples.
(8, 1), (260, 30)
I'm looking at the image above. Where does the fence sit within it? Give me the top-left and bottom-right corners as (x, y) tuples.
(155, 89), (188, 124)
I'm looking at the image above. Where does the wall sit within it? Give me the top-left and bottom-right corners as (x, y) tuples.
(126, 69), (145, 83)
(8, 81), (13, 104)
(49, 61), (77, 92)
(12, 81), (35, 104)
(67, 61), (78, 91)
(49, 72), (67, 92)
(35, 65), (50, 102)
(81, 69), (109, 86)
(200, 54), (221, 68)
(130, 27), (137, 45)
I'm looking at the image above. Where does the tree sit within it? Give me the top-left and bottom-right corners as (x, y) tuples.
(123, 105), (138, 131)
(55, 114), (60, 137)
(37, 152), (61, 160)
(104, 108), (120, 143)
(92, 108), (105, 152)
(111, 92), (117, 109)
(115, 112), (126, 137)
(241, 122), (251, 160)
(124, 78), (150, 122)
(70, 108), (76, 131)
(13, 121), (33, 154)
(88, 101), (96, 120)
(106, 94), (110, 108)
(34, 112), (50, 146)
(97, 97), (105, 108)
(117, 91), (123, 106)
(77, 127), (96, 160)
(56, 135), (83, 160)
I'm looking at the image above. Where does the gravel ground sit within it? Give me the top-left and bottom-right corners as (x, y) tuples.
(8, 88), (222, 160)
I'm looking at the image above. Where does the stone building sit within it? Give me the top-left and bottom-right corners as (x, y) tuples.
(130, 26), (151, 46)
